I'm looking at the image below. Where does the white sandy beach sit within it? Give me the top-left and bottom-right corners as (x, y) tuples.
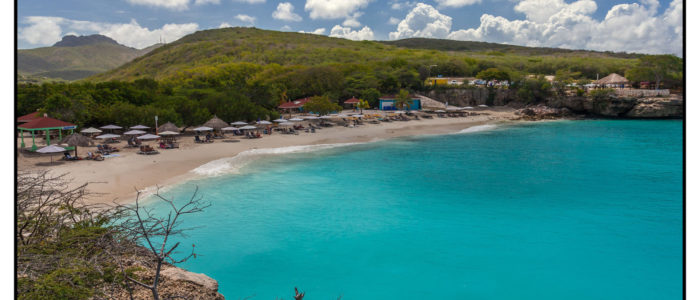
(17, 108), (519, 205)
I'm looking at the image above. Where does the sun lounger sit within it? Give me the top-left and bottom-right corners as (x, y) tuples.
(97, 145), (110, 155)
(85, 151), (104, 161)
(62, 152), (80, 161)
(138, 145), (159, 155)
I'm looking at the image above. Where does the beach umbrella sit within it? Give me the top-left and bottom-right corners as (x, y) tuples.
(319, 116), (333, 119)
(273, 119), (287, 123)
(221, 127), (239, 131)
(203, 116), (229, 131)
(231, 121), (248, 126)
(137, 134), (160, 140)
(60, 133), (93, 157)
(478, 104), (488, 108)
(351, 114), (363, 118)
(124, 130), (147, 135)
(289, 117), (304, 122)
(80, 127), (102, 134)
(158, 131), (179, 136)
(435, 110), (446, 113)
(239, 125), (257, 130)
(303, 116), (319, 120)
(278, 122), (295, 127)
(257, 120), (272, 125)
(463, 106), (474, 110)
(157, 122), (179, 133)
(193, 126), (213, 132)
(37, 144), (66, 164)
(95, 133), (121, 139)
(130, 125), (149, 129)
(447, 107), (459, 111)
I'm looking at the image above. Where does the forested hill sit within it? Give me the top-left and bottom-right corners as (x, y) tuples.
(89, 27), (638, 82)
(18, 35), (162, 82)
(379, 38), (640, 59)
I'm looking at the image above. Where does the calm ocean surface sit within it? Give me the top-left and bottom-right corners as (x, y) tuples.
(146, 120), (682, 299)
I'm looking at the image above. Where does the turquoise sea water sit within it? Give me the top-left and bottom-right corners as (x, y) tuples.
(146, 120), (682, 299)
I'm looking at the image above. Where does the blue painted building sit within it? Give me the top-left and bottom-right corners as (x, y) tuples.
(378, 96), (422, 111)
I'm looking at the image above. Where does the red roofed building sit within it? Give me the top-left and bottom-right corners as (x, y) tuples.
(18, 117), (77, 151)
(278, 97), (311, 109)
(17, 111), (42, 123)
(344, 97), (360, 104)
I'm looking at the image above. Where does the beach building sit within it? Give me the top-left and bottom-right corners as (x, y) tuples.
(278, 97), (311, 114)
(378, 95), (422, 111)
(17, 111), (42, 123)
(343, 97), (360, 108)
(18, 116), (77, 151)
(593, 73), (629, 88)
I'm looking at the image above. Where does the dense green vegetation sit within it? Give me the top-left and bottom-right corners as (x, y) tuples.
(17, 27), (682, 128)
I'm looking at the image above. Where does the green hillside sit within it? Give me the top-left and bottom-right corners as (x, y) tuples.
(18, 27), (681, 129)
(90, 27), (638, 83)
(18, 35), (161, 81)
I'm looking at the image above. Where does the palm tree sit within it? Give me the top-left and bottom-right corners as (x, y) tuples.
(394, 89), (411, 111)
(357, 99), (369, 114)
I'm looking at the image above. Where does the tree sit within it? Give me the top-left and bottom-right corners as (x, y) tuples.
(356, 99), (370, 114)
(394, 89), (412, 111)
(114, 188), (211, 300)
(626, 55), (683, 90)
(302, 95), (342, 116)
(476, 68), (510, 81)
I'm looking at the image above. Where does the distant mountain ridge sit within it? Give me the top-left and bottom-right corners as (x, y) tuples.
(53, 34), (121, 47)
(18, 34), (162, 82)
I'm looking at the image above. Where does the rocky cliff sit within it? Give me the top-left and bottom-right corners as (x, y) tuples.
(423, 89), (683, 119)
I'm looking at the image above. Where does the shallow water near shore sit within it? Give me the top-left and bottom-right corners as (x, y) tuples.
(147, 120), (682, 299)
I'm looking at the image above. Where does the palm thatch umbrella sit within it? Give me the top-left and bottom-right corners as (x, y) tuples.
(60, 133), (94, 157)
(203, 116), (229, 131)
(157, 122), (179, 134)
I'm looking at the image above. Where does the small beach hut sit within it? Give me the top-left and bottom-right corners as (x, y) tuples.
(60, 133), (93, 157)
(157, 122), (179, 134)
(593, 73), (629, 88)
(18, 117), (77, 151)
(343, 97), (360, 109)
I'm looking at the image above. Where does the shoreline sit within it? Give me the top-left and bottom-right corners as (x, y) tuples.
(18, 108), (520, 205)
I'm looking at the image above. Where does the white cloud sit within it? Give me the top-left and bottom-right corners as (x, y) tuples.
(342, 12), (363, 28)
(434, 0), (480, 8)
(219, 22), (232, 28)
(273, 2), (303, 22)
(389, 3), (452, 40)
(235, 14), (256, 24)
(234, 0), (265, 3)
(388, 17), (401, 25)
(447, 0), (683, 55)
(19, 16), (198, 49)
(194, 0), (220, 4)
(304, 0), (371, 20)
(126, 0), (190, 10)
(19, 16), (65, 45)
(329, 25), (374, 40)
(390, 1), (416, 10)
(281, 25), (292, 31)
(299, 28), (327, 35)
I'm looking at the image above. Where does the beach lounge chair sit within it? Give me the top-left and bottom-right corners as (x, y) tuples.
(85, 151), (104, 161)
(97, 145), (110, 155)
(62, 152), (80, 161)
(138, 145), (159, 155)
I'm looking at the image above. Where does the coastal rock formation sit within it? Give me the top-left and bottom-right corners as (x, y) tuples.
(161, 266), (220, 292)
(515, 105), (573, 120)
(625, 98), (684, 118)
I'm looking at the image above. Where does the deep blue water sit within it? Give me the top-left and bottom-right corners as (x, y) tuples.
(146, 120), (682, 299)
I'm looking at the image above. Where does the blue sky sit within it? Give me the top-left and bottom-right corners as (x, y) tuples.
(17, 0), (683, 55)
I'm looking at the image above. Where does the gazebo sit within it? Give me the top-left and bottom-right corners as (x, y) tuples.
(279, 97), (311, 116)
(18, 117), (77, 151)
(343, 97), (360, 109)
(593, 73), (629, 88)
(17, 111), (42, 123)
